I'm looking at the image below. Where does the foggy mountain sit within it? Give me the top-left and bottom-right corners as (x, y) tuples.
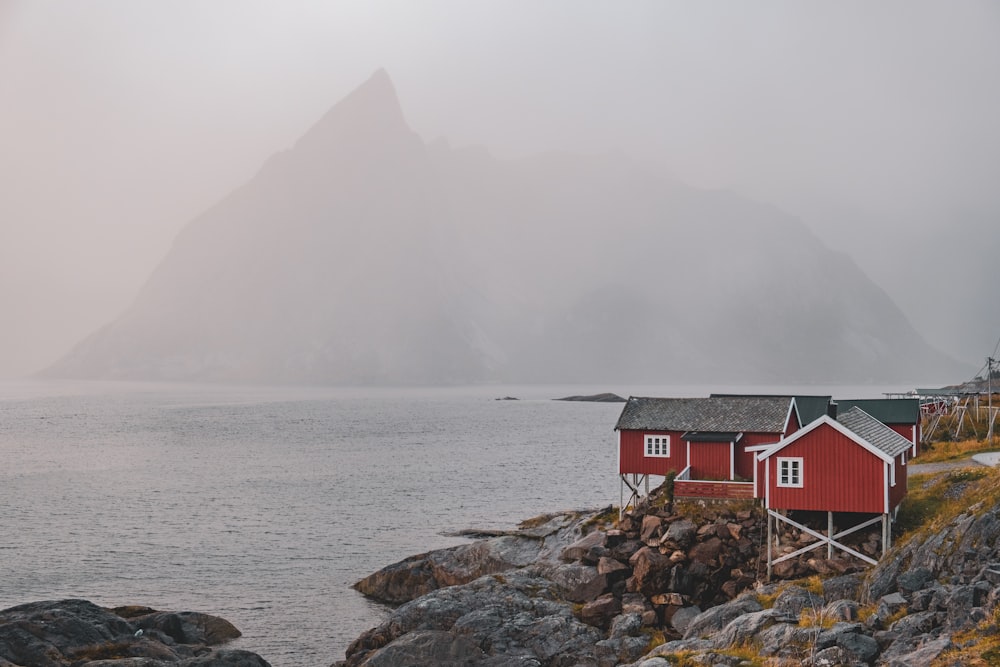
(45, 70), (963, 386)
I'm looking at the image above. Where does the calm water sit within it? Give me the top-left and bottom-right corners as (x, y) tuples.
(0, 380), (909, 665)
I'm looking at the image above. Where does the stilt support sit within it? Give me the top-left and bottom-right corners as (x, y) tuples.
(766, 510), (883, 575)
(619, 473), (649, 519)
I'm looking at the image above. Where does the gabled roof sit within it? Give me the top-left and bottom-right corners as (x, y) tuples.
(757, 408), (912, 463)
(835, 398), (920, 424)
(710, 393), (831, 430)
(615, 396), (792, 433)
(836, 407), (914, 458)
(793, 396), (834, 424)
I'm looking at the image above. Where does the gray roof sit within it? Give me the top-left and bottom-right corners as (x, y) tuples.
(615, 396), (792, 433)
(837, 406), (913, 458)
(710, 393), (832, 427)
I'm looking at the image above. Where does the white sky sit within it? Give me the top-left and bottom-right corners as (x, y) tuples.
(1, 1), (999, 378)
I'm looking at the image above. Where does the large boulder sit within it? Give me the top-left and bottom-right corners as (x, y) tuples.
(342, 571), (603, 667)
(0, 600), (267, 667)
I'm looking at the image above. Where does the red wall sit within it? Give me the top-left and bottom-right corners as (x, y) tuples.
(619, 429), (686, 476)
(739, 432), (782, 480)
(888, 423), (919, 456)
(689, 441), (731, 479)
(766, 423), (893, 513)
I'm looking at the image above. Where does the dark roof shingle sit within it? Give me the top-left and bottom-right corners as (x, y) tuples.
(615, 396), (792, 433)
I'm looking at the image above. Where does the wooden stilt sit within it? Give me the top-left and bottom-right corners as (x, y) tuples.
(766, 510), (773, 581)
(827, 512), (834, 559)
(881, 514), (889, 557)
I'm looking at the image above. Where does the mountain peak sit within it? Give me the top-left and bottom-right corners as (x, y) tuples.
(295, 69), (412, 153)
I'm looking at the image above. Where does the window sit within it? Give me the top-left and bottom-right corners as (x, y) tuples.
(645, 434), (670, 458)
(777, 457), (803, 488)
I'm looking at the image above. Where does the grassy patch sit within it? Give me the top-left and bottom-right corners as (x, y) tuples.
(918, 438), (999, 463)
(581, 506), (619, 534)
(932, 606), (1000, 666)
(896, 467), (996, 537)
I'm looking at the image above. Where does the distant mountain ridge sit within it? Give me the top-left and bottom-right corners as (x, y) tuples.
(44, 70), (963, 385)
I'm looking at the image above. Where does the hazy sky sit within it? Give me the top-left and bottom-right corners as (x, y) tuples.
(2, 1), (999, 378)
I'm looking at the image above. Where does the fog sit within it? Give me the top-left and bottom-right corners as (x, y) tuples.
(2, 1), (998, 379)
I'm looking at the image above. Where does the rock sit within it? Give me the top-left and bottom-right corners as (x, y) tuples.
(682, 594), (763, 640)
(135, 612), (240, 646)
(876, 592), (907, 620)
(822, 599), (860, 622)
(688, 537), (723, 566)
(0, 600), (266, 667)
(627, 547), (673, 597)
(597, 555), (630, 577)
(352, 630), (485, 667)
(896, 567), (934, 595)
(879, 634), (951, 667)
(822, 574), (862, 603)
(579, 593), (622, 629)
(663, 519), (697, 549)
(640, 516), (663, 544)
(344, 570), (602, 667)
(772, 586), (824, 618)
(356, 510), (602, 605)
(836, 630), (879, 663)
(669, 606), (701, 634)
(561, 530), (607, 562)
(608, 613), (643, 639)
(712, 609), (788, 648)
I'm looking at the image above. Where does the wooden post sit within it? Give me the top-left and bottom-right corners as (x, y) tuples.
(766, 510), (773, 581)
(827, 512), (834, 559)
(881, 513), (889, 558)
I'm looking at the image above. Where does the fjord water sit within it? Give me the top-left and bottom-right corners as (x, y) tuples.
(0, 380), (909, 665)
(0, 381), (626, 665)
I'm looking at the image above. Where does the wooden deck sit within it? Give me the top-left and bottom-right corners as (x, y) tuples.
(674, 479), (754, 499)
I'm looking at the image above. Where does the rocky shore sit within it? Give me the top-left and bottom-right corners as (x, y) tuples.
(0, 599), (270, 666)
(342, 472), (1000, 666)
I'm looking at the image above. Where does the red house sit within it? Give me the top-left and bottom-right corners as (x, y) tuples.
(614, 395), (803, 508)
(756, 406), (912, 573)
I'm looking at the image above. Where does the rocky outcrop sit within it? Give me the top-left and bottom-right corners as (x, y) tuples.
(344, 468), (1000, 666)
(0, 600), (269, 667)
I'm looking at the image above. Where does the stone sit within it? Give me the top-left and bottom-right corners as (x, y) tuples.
(876, 592), (907, 620)
(822, 599), (860, 622)
(712, 609), (787, 648)
(688, 537), (723, 565)
(598, 556), (630, 577)
(640, 516), (663, 544)
(896, 567), (934, 596)
(0, 600), (266, 667)
(579, 594), (622, 629)
(682, 594), (763, 640)
(663, 519), (697, 549)
(608, 612), (642, 639)
(628, 547), (674, 597)
(669, 605), (702, 634)
(353, 630), (485, 667)
(772, 586), (824, 618)
(822, 574), (862, 603)
(561, 530), (607, 563)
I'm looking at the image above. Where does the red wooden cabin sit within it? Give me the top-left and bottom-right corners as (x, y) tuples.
(614, 395), (801, 506)
(756, 406), (912, 573)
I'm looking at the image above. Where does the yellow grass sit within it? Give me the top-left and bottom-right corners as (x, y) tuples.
(918, 438), (1000, 463)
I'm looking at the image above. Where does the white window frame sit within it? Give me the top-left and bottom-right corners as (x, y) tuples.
(776, 457), (803, 488)
(644, 434), (670, 458)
